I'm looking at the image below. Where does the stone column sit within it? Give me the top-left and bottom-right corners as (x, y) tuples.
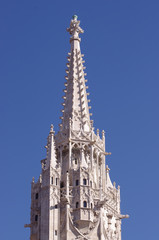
(60, 148), (62, 167)
(66, 172), (70, 240)
(116, 218), (121, 240)
(102, 154), (106, 192)
(107, 214), (113, 239)
(96, 151), (99, 188)
(90, 145), (93, 170)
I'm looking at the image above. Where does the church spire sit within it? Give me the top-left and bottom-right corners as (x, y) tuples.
(60, 16), (92, 132)
(26, 17), (128, 240)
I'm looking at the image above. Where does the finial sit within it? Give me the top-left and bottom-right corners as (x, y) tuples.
(32, 177), (35, 183)
(50, 124), (54, 133)
(97, 129), (99, 136)
(72, 15), (78, 20)
(102, 130), (105, 139)
(67, 16), (84, 41)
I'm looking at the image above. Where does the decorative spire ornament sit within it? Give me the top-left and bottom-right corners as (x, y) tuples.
(67, 15), (84, 42)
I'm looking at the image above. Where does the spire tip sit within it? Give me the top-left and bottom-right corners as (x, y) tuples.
(67, 15), (84, 38)
(72, 15), (78, 20)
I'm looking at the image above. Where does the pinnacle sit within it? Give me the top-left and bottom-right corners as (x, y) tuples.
(46, 125), (57, 169)
(106, 165), (113, 189)
(50, 124), (54, 133)
(59, 21), (92, 132)
(106, 165), (110, 172)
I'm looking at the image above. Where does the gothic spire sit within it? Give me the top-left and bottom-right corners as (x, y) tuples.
(60, 16), (92, 132)
(46, 124), (57, 169)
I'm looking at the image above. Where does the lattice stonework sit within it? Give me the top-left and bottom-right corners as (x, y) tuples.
(25, 15), (129, 240)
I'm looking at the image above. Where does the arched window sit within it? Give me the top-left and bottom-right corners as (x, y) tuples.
(76, 202), (79, 208)
(75, 158), (78, 164)
(51, 177), (53, 184)
(55, 204), (58, 209)
(91, 203), (93, 209)
(83, 179), (87, 185)
(60, 181), (64, 188)
(35, 215), (38, 222)
(76, 180), (79, 186)
(83, 201), (87, 208)
(56, 178), (58, 185)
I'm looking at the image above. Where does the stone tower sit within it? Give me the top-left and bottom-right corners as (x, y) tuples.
(25, 16), (129, 240)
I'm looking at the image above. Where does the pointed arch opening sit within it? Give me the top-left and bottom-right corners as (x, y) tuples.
(83, 201), (87, 208)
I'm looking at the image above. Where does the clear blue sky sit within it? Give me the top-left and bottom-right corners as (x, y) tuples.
(0, 0), (159, 239)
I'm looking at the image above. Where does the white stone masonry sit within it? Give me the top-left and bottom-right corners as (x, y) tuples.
(25, 15), (129, 240)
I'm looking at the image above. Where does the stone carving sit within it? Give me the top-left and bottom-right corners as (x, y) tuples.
(67, 16), (84, 39)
